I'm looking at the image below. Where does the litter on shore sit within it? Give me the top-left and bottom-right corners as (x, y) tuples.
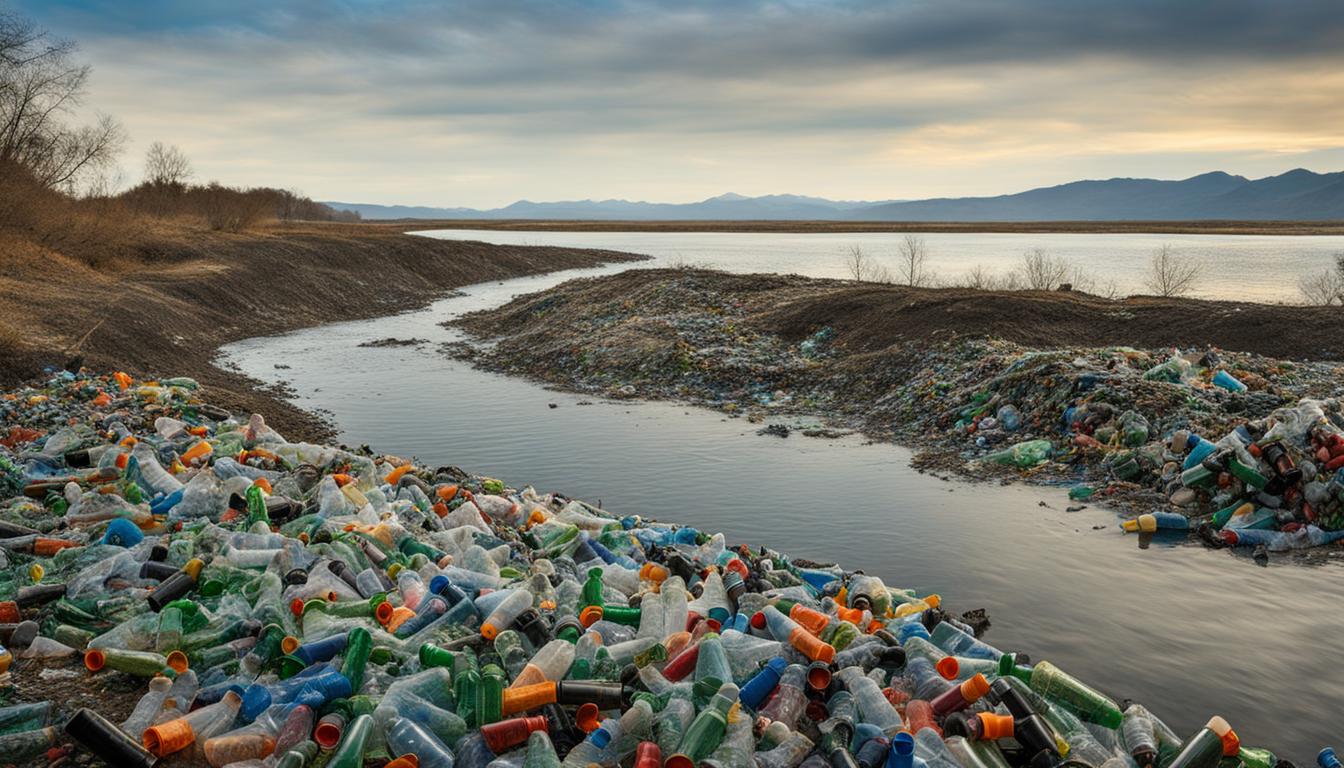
(0, 370), (1322, 767)
(447, 270), (1344, 560)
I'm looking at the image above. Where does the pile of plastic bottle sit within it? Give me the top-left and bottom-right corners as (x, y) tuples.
(0, 371), (1322, 767)
(940, 346), (1344, 553)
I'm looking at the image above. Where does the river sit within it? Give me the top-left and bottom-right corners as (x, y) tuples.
(218, 234), (1344, 759)
(410, 228), (1344, 304)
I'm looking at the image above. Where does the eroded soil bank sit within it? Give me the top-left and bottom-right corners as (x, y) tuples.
(1, 224), (640, 440)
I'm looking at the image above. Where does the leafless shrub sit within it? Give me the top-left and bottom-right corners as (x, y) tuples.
(843, 245), (892, 284)
(895, 234), (934, 287)
(1012, 248), (1072, 290)
(199, 182), (270, 232)
(958, 264), (1004, 290)
(1145, 244), (1203, 297)
(1298, 255), (1344, 306)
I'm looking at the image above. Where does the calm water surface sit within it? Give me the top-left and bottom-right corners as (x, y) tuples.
(413, 228), (1344, 303)
(220, 252), (1343, 759)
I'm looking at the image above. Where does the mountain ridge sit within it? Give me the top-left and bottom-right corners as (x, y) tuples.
(326, 168), (1344, 221)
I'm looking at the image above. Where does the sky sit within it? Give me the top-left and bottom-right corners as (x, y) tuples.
(17, 0), (1344, 207)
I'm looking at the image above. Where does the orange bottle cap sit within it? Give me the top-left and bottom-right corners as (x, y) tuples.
(83, 648), (106, 671)
(375, 601), (395, 625)
(143, 718), (195, 757)
(579, 605), (604, 628)
(935, 656), (960, 680)
(166, 650), (189, 673)
(960, 674), (991, 702)
(387, 756), (420, 768)
(281, 636), (301, 654)
(182, 559), (205, 581)
(575, 702), (601, 733)
(977, 712), (1015, 739)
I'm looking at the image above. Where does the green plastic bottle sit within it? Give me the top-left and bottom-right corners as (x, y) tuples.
(341, 627), (372, 693)
(984, 440), (1053, 468)
(1025, 660), (1123, 729)
(326, 713), (373, 768)
(667, 682), (738, 768)
(477, 663), (506, 726)
(582, 568), (605, 608)
(524, 730), (563, 768)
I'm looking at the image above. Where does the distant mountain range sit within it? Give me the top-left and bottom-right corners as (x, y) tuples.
(326, 169), (1344, 221)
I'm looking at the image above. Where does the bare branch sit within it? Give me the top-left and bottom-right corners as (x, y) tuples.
(1144, 244), (1203, 297)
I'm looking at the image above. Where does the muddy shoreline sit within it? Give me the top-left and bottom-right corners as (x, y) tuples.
(1, 224), (642, 441)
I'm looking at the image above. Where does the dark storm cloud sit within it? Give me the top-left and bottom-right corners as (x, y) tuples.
(14, 0), (1344, 204)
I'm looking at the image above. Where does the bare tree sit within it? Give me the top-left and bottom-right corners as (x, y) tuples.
(1298, 254), (1344, 305)
(0, 8), (125, 191)
(843, 245), (892, 283)
(1013, 248), (1071, 290)
(1144, 244), (1203, 297)
(895, 234), (933, 287)
(1298, 269), (1343, 306)
(143, 141), (191, 186)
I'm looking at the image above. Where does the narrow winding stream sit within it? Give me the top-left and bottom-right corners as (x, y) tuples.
(219, 238), (1343, 758)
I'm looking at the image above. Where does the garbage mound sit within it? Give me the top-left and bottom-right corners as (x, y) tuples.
(0, 370), (1313, 766)
(451, 271), (1344, 557)
(917, 343), (1344, 556)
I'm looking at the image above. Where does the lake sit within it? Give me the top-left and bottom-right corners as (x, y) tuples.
(412, 228), (1344, 304)
(219, 240), (1344, 760)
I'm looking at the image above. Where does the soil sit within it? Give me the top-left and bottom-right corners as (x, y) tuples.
(457, 268), (1344, 364)
(0, 223), (641, 441)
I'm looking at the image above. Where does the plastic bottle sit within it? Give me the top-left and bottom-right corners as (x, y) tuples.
(1166, 717), (1238, 768)
(121, 675), (173, 739)
(983, 440), (1053, 468)
(143, 689), (242, 758)
(666, 681), (738, 768)
(1120, 512), (1190, 533)
(387, 716), (458, 768)
(760, 605), (835, 663)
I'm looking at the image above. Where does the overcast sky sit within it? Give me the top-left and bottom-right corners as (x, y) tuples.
(18, 0), (1344, 207)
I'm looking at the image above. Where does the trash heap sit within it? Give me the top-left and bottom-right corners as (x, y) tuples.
(919, 343), (1344, 554)
(0, 370), (1315, 767)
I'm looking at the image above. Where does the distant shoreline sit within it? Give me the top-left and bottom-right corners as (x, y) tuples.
(391, 218), (1344, 235)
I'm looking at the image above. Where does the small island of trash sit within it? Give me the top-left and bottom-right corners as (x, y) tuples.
(449, 269), (1344, 562)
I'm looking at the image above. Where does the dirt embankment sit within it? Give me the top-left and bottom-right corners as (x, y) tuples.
(457, 267), (1344, 370)
(0, 222), (639, 439)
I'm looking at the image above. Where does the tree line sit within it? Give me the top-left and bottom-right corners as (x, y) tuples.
(0, 6), (358, 234)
